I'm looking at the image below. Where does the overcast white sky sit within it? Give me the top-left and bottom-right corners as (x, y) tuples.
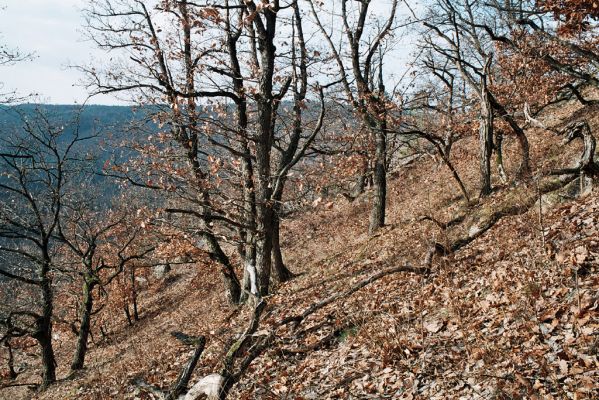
(0, 0), (118, 105)
(0, 0), (417, 106)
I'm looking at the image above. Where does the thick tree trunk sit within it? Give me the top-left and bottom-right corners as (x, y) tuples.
(514, 128), (531, 178)
(369, 127), (387, 234)
(71, 279), (96, 370)
(494, 130), (508, 184)
(254, 198), (273, 297)
(239, 156), (258, 303)
(253, 6), (277, 298)
(36, 275), (56, 388)
(479, 93), (493, 197)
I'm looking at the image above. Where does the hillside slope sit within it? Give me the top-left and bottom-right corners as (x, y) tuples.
(2, 100), (598, 399)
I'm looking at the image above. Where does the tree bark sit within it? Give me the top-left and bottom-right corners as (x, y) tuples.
(494, 130), (508, 184)
(369, 126), (387, 234)
(166, 337), (206, 400)
(71, 278), (96, 370)
(271, 208), (293, 283)
(489, 93), (531, 178)
(254, 199), (273, 297)
(35, 271), (56, 388)
(479, 88), (494, 197)
(252, 4), (278, 298)
(4, 340), (17, 380)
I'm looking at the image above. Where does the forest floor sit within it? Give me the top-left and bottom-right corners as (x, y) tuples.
(2, 98), (598, 399)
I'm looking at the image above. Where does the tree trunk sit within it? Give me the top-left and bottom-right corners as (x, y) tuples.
(203, 231), (242, 304)
(479, 92), (493, 197)
(129, 268), (139, 322)
(71, 279), (96, 370)
(494, 130), (508, 184)
(254, 198), (273, 297)
(351, 172), (367, 198)
(271, 209), (293, 283)
(124, 304), (132, 326)
(239, 154), (257, 303)
(369, 127), (387, 234)
(253, 12), (277, 298)
(489, 93), (531, 179)
(4, 340), (17, 379)
(133, 297), (139, 322)
(239, 236), (257, 303)
(440, 150), (470, 203)
(36, 275), (56, 388)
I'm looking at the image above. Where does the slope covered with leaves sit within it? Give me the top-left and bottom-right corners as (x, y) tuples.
(3, 99), (599, 399)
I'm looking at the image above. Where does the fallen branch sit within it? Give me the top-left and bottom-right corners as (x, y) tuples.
(0, 382), (38, 389)
(134, 335), (207, 400)
(166, 336), (206, 400)
(184, 262), (427, 399)
(419, 214), (466, 230)
(280, 263), (427, 330)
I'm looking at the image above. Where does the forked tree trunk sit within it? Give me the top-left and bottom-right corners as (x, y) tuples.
(226, 10), (256, 304)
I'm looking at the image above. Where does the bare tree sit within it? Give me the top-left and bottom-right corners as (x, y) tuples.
(0, 106), (90, 387)
(423, 0), (531, 196)
(57, 199), (155, 371)
(82, 0), (325, 302)
(307, 0), (398, 234)
(402, 60), (472, 202)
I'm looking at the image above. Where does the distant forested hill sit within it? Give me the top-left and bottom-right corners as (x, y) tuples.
(0, 103), (151, 138)
(0, 104), (158, 201)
